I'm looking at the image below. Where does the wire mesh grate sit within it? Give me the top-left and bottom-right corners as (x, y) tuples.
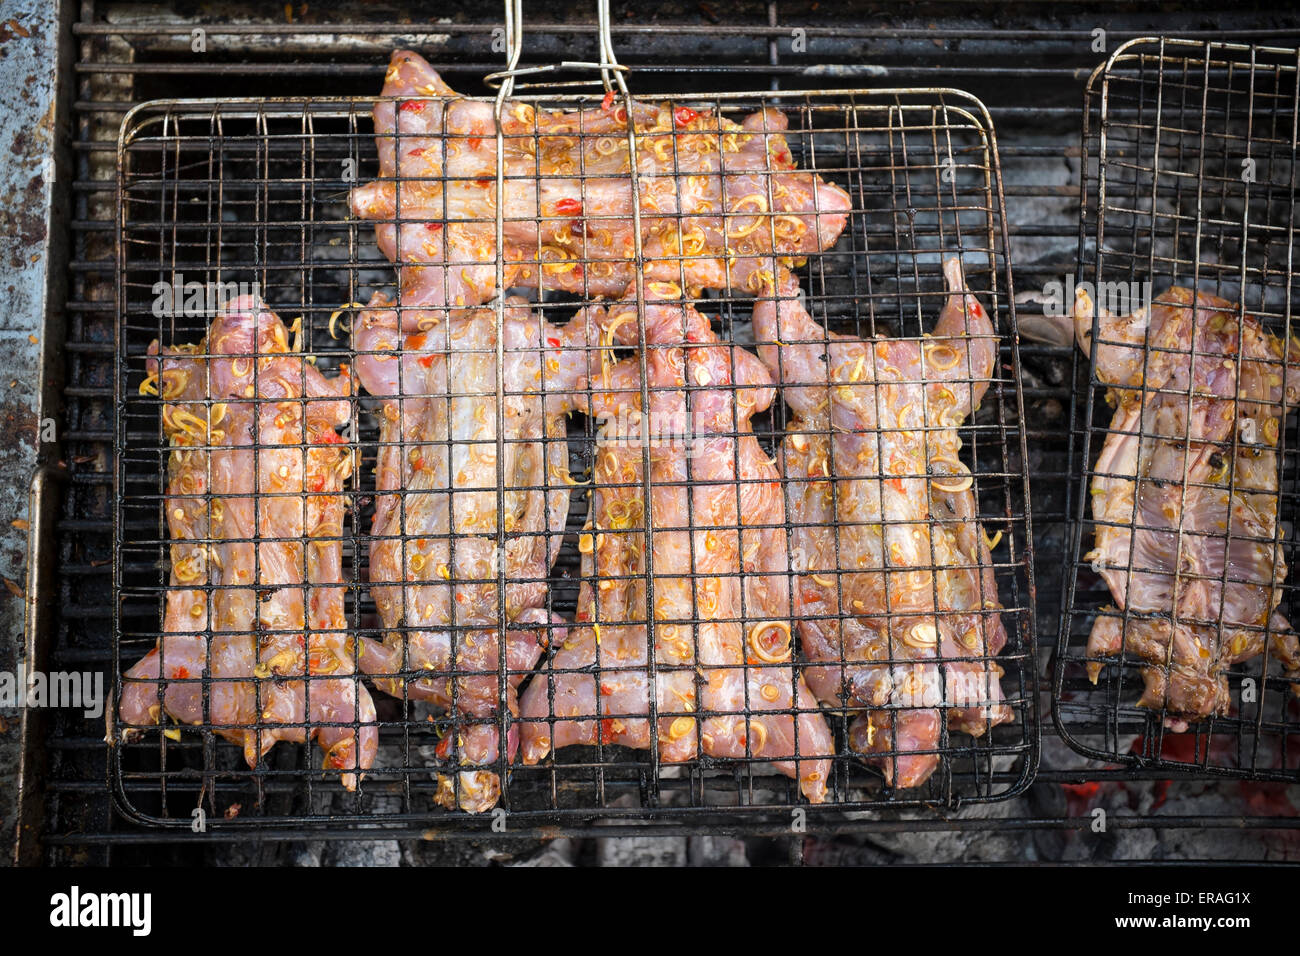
(36, 5), (1299, 859)
(111, 82), (1036, 830)
(1056, 38), (1300, 780)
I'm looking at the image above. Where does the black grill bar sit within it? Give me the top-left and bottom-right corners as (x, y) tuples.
(39, 808), (1300, 847)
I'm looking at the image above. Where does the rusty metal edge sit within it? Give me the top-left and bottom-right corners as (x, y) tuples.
(12, 0), (76, 868)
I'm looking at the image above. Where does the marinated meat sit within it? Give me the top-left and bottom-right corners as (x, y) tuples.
(349, 50), (852, 311)
(352, 294), (595, 811)
(1074, 285), (1300, 728)
(120, 297), (377, 790)
(751, 258), (1011, 788)
(519, 285), (835, 802)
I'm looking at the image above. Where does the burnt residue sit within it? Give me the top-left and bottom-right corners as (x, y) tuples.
(3, 172), (49, 272)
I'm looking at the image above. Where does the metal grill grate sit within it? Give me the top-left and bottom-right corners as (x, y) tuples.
(1057, 38), (1300, 779)
(112, 78), (1036, 828)
(39, 3), (1300, 861)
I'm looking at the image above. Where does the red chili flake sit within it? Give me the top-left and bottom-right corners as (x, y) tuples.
(475, 178), (492, 188)
(425, 221), (443, 232)
(418, 354), (436, 369)
(575, 611), (590, 622)
(674, 107), (699, 127)
(406, 333), (427, 350)
(172, 667), (191, 680)
(313, 430), (345, 445)
(400, 100), (425, 113)
(601, 89), (615, 111)
(599, 683), (615, 697)
(467, 136), (483, 151)
(309, 475), (326, 493)
(599, 719), (618, 744)
(553, 197), (583, 216)
(408, 148), (425, 158)
(435, 736), (453, 759)
(546, 336), (561, 348)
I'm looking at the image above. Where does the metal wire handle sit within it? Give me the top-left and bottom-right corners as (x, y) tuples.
(485, 0), (661, 800)
(484, 0), (630, 94)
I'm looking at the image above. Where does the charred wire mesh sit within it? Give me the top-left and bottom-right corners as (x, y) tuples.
(114, 89), (1036, 830)
(1057, 39), (1300, 779)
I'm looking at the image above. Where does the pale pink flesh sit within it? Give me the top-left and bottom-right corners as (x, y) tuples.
(1076, 286), (1300, 725)
(120, 296), (377, 789)
(750, 258), (1011, 788)
(519, 290), (834, 802)
(353, 294), (596, 811)
(350, 49), (852, 314)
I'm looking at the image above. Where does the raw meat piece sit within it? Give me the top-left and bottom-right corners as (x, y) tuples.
(350, 50), (852, 311)
(751, 258), (1012, 788)
(1074, 285), (1300, 728)
(120, 297), (377, 789)
(353, 293), (595, 811)
(519, 285), (835, 802)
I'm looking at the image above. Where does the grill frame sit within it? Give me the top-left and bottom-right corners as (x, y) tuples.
(1055, 37), (1300, 780)
(35, 2), (1300, 860)
(110, 82), (1038, 830)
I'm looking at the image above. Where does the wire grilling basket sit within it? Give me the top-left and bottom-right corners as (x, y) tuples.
(1056, 38), (1300, 780)
(112, 5), (1037, 831)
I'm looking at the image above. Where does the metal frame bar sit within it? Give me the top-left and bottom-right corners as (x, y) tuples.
(1057, 37), (1300, 780)
(110, 75), (1034, 830)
